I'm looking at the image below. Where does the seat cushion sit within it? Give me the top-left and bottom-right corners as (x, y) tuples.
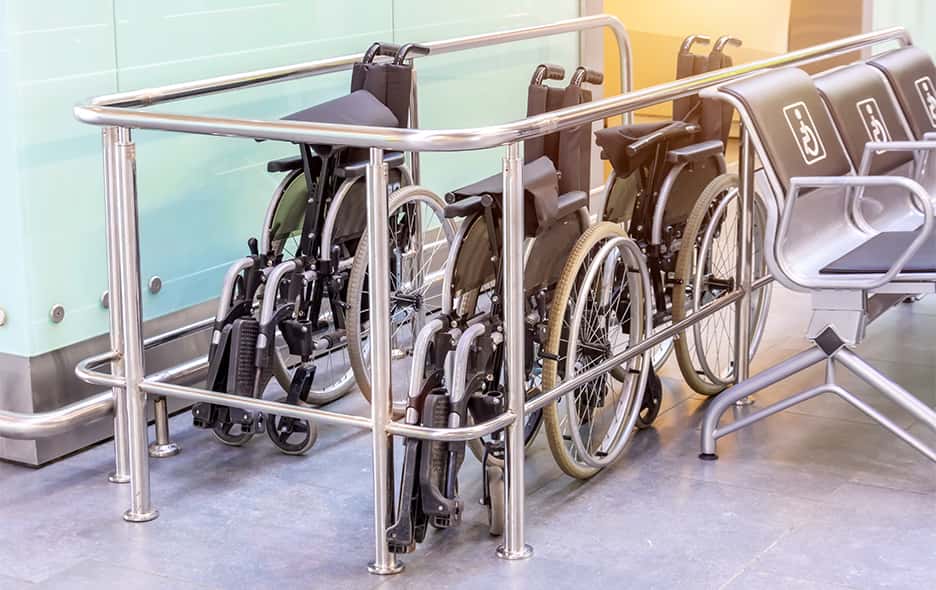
(446, 156), (562, 236)
(820, 230), (936, 274)
(283, 90), (399, 128)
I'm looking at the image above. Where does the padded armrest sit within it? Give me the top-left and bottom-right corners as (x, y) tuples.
(666, 140), (724, 164)
(443, 195), (489, 219)
(267, 155), (303, 173)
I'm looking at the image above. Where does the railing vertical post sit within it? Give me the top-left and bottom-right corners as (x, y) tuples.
(496, 142), (533, 561)
(102, 127), (130, 484)
(734, 125), (755, 403)
(366, 147), (404, 576)
(148, 395), (180, 458)
(114, 127), (158, 523)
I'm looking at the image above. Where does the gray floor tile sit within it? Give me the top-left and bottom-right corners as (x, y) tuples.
(35, 561), (209, 590)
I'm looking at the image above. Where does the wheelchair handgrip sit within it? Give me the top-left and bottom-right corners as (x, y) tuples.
(624, 122), (700, 157)
(713, 35), (743, 53)
(394, 43), (431, 64)
(531, 64), (566, 85)
(570, 66), (604, 87)
(363, 42), (402, 63)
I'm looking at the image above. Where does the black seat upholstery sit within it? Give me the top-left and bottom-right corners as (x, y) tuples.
(814, 63), (914, 174)
(868, 47), (936, 139)
(821, 229), (936, 274)
(445, 155), (564, 236)
(283, 89), (399, 128)
(720, 68), (852, 193)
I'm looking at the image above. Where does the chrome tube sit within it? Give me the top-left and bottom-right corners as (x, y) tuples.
(497, 142), (532, 561)
(73, 28), (908, 152)
(0, 392), (113, 440)
(364, 147), (403, 576)
(102, 127), (130, 484)
(148, 396), (180, 458)
(734, 127), (755, 401)
(139, 380), (371, 430)
(114, 128), (158, 523)
(88, 15), (630, 110)
(386, 411), (516, 441)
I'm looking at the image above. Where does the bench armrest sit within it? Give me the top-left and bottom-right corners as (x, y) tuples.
(776, 175), (934, 291)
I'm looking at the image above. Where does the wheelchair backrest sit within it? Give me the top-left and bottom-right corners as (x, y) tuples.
(868, 47), (936, 139)
(814, 63), (914, 175)
(673, 46), (734, 146)
(523, 77), (593, 196)
(350, 61), (413, 130)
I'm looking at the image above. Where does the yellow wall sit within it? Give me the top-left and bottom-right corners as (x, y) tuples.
(604, 0), (792, 120)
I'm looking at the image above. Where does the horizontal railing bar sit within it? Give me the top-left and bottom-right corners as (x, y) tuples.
(74, 28), (908, 152)
(89, 14), (629, 109)
(141, 380), (374, 430)
(386, 412), (516, 441)
(525, 275), (773, 414)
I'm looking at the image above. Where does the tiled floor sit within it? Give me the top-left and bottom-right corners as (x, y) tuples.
(1, 287), (934, 589)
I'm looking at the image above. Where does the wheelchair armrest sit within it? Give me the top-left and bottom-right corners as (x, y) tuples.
(776, 175), (935, 291)
(267, 155), (303, 173)
(443, 194), (492, 219)
(666, 140), (724, 164)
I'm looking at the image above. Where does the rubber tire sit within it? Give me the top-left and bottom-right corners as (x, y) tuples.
(212, 422), (255, 447)
(346, 187), (453, 405)
(672, 173), (768, 396)
(542, 222), (631, 480)
(264, 413), (318, 455)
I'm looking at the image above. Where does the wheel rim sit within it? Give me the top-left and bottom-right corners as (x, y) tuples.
(557, 238), (649, 469)
(688, 187), (770, 387)
(348, 187), (454, 408)
(265, 413), (316, 454)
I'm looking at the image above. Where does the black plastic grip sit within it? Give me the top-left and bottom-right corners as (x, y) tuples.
(570, 66), (604, 87)
(394, 43), (431, 64)
(624, 121), (700, 157)
(363, 41), (402, 63)
(531, 63), (566, 85)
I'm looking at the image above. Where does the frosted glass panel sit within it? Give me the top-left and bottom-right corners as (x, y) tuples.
(0, 0), (579, 356)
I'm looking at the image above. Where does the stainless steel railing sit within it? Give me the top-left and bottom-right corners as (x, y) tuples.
(68, 11), (911, 576)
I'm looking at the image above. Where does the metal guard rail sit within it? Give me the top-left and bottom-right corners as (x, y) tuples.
(75, 27), (909, 152)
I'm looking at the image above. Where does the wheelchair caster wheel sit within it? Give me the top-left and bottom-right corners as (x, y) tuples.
(265, 413), (317, 455)
(485, 464), (505, 537)
(212, 422), (255, 447)
(636, 365), (663, 429)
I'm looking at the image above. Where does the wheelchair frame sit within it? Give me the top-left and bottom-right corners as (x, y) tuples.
(61, 15), (912, 577)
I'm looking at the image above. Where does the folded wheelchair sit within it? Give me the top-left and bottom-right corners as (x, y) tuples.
(194, 42), (453, 454)
(595, 34), (772, 396)
(700, 46), (936, 462)
(387, 63), (656, 552)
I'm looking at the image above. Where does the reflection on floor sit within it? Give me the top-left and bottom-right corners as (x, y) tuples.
(1, 287), (934, 589)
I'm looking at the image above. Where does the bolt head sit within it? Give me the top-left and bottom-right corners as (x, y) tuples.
(50, 304), (65, 323)
(0, 307), (6, 326)
(148, 276), (163, 294)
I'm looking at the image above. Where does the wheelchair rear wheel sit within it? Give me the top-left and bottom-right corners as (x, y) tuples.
(542, 222), (653, 479)
(346, 186), (455, 410)
(672, 173), (771, 395)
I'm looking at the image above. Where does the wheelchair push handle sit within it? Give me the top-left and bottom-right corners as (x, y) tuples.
(570, 66), (604, 87)
(713, 35), (743, 53)
(394, 43), (431, 64)
(531, 64), (566, 85)
(362, 42), (402, 63)
(625, 121), (701, 157)
(679, 34), (711, 55)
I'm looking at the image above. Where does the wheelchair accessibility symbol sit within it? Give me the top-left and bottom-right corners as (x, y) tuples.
(856, 98), (891, 150)
(783, 101), (827, 165)
(914, 76), (936, 128)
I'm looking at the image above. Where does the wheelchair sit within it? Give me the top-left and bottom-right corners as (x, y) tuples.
(192, 42), (453, 454)
(595, 34), (772, 396)
(386, 64), (655, 552)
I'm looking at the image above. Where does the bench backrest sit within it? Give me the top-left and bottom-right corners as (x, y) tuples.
(814, 63), (914, 175)
(868, 47), (936, 139)
(720, 67), (852, 193)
